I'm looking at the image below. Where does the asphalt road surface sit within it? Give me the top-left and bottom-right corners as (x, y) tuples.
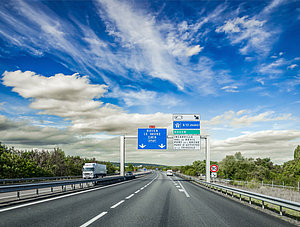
(0, 172), (295, 227)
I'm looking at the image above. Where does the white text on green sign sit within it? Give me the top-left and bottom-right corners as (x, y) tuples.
(173, 130), (200, 134)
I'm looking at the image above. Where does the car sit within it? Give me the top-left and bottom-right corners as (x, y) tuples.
(166, 170), (173, 176)
(126, 171), (133, 176)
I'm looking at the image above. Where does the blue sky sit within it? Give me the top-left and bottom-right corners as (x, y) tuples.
(0, 0), (300, 165)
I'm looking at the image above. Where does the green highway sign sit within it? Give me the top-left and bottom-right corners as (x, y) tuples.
(173, 130), (200, 135)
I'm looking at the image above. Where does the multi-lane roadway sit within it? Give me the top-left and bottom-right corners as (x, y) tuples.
(0, 172), (295, 226)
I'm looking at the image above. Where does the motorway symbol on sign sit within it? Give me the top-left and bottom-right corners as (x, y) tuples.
(138, 128), (167, 149)
(173, 121), (200, 129)
(210, 164), (219, 172)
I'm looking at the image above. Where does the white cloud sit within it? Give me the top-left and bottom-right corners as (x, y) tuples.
(2, 71), (173, 135)
(97, 0), (184, 89)
(287, 64), (298, 69)
(215, 0), (286, 57)
(216, 16), (271, 55)
(261, 0), (286, 15)
(211, 130), (300, 163)
(108, 87), (178, 108)
(0, 115), (76, 145)
(186, 45), (203, 56)
(221, 85), (239, 93)
(203, 110), (292, 127)
(258, 58), (285, 75)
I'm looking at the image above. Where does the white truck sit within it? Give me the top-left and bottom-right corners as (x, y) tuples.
(82, 163), (107, 179)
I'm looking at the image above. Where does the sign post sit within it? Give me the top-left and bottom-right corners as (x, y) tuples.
(205, 135), (210, 183)
(120, 136), (125, 176)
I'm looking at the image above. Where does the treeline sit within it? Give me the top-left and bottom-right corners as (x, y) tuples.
(0, 142), (117, 179)
(178, 145), (300, 186)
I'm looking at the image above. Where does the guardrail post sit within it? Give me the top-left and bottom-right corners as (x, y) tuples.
(279, 206), (283, 216)
(36, 188), (39, 196)
(17, 191), (20, 200)
(262, 201), (265, 209)
(51, 187), (53, 193)
(249, 197), (251, 204)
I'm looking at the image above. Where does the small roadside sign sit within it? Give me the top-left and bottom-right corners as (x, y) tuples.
(210, 164), (219, 172)
(211, 172), (217, 178)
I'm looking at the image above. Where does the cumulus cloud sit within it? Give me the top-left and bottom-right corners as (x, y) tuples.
(2, 70), (298, 164)
(211, 130), (300, 163)
(0, 115), (76, 145)
(203, 110), (291, 127)
(2, 70), (173, 135)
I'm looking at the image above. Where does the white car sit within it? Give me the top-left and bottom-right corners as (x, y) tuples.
(166, 170), (173, 176)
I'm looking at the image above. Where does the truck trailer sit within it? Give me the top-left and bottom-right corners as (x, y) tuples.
(82, 163), (107, 179)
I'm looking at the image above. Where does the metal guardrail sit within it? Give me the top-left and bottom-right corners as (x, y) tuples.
(0, 172), (151, 200)
(0, 176), (82, 184)
(177, 173), (300, 216)
(216, 179), (300, 191)
(0, 173), (121, 184)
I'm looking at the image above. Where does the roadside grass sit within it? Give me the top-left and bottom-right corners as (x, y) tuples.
(219, 181), (300, 203)
(212, 186), (300, 221)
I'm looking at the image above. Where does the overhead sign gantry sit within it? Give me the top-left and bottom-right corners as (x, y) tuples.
(119, 113), (211, 182)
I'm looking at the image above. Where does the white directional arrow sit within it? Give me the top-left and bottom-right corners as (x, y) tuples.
(139, 144), (146, 148)
(158, 144), (165, 148)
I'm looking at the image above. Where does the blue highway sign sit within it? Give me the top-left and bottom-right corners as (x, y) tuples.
(173, 121), (200, 129)
(138, 128), (167, 149)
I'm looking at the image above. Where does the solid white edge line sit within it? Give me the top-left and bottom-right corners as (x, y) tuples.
(0, 173), (155, 213)
(111, 200), (125, 209)
(80, 211), (108, 227)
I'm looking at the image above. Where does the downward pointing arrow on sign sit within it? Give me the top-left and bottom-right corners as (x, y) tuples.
(139, 144), (146, 148)
(158, 144), (165, 148)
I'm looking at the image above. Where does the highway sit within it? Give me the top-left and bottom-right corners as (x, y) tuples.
(0, 172), (295, 227)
